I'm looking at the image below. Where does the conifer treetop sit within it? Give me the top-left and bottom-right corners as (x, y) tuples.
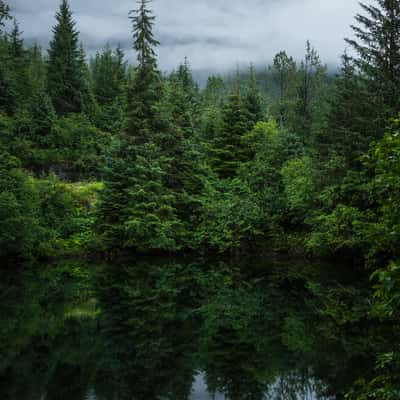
(129, 0), (160, 68)
(0, 0), (10, 29)
(346, 0), (400, 72)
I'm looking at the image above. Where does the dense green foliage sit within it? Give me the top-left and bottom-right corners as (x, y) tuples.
(1, 0), (400, 396)
(47, 0), (86, 116)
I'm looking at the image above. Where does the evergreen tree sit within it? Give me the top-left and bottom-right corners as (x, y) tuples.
(0, 0), (10, 30)
(166, 58), (199, 138)
(77, 42), (99, 119)
(98, 0), (185, 252)
(91, 45), (126, 108)
(0, 9), (15, 115)
(47, 0), (84, 116)
(28, 44), (47, 91)
(126, 0), (162, 143)
(0, 50), (15, 115)
(318, 53), (373, 164)
(294, 41), (327, 144)
(24, 44), (56, 165)
(8, 19), (24, 60)
(90, 44), (127, 132)
(209, 90), (252, 178)
(244, 64), (264, 126)
(200, 75), (225, 141)
(0, 70), (14, 114)
(203, 75), (226, 108)
(346, 0), (400, 131)
(7, 19), (31, 105)
(270, 51), (297, 128)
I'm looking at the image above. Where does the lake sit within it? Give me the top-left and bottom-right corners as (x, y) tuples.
(0, 257), (381, 399)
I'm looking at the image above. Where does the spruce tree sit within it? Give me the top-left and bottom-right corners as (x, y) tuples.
(91, 45), (126, 108)
(8, 19), (24, 60)
(0, 67), (15, 115)
(200, 75), (225, 141)
(318, 53), (374, 164)
(294, 41), (327, 144)
(126, 0), (162, 143)
(0, 33), (15, 115)
(97, 0), (184, 252)
(8, 19), (31, 105)
(209, 90), (252, 178)
(24, 44), (56, 161)
(47, 0), (84, 116)
(270, 51), (297, 128)
(90, 45), (127, 132)
(0, 10), (15, 115)
(346, 0), (400, 129)
(0, 0), (10, 30)
(77, 43), (98, 119)
(162, 60), (207, 236)
(166, 58), (199, 138)
(244, 64), (264, 126)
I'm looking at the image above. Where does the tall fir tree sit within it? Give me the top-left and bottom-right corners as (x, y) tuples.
(90, 44), (127, 132)
(166, 58), (199, 138)
(91, 45), (126, 108)
(200, 75), (225, 141)
(317, 53), (374, 165)
(209, 90), (253, 179)
(244, 64), (264, 126)
(270, 51), (297, 128)
(23, 44), (56, 164)
(47, 0), (85, 116)
(7, 19), (31, 106)
(0, 35), (15, 115)
(126, 0), (162, 143)
(97, 0), (184, 252)
(346, 0), (400, 133)
(294, 41), (327, 144)
(0, 0), (10, 29)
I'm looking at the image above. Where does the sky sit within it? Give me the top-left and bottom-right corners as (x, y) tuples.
(7, 0), (361, 72)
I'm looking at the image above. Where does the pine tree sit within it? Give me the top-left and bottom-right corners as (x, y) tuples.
(25, 44), (56, 155)
(0, 34), (15, 115)
(0, 0), (10, 30)
(47, 0), (84, 116)
(28, 44), (47, 91)
(126, 0), (162, 143)
(244, 64), (264, 126)
(91, 45), (126, 108)
(77, 43), (99, 119)
(203, 75), (226, 109)
(318, 53), (374, 164)
(166, 58), (200, 138)
(346, 0), (400, 129)
(294, 41), (327, 144)
(162, 61), (207, 236)
(270, 51), (297, 128)
(0, 12), (16, 115)
(0, 67), (15, 115)
(7, 19), (31, 105)
(90, 45), (127, 132)
(209, 90), (252, 178)
(97, 0), (185, 252)
(8, 19), (24, 60)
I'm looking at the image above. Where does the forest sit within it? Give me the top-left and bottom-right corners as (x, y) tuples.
(1, 0), (400, 398)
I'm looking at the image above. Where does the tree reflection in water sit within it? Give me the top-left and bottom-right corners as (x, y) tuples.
(0, 258), (381, 400)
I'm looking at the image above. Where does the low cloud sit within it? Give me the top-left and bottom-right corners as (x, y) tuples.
(8, 0), (361, 71)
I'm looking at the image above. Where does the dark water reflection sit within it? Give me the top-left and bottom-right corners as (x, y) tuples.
(0, 258), (380, 399)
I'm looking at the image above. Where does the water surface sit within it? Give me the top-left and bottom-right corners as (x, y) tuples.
(0, 258), (379, 399)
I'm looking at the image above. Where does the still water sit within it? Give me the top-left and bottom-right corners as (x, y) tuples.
(0, 258), (378, 399)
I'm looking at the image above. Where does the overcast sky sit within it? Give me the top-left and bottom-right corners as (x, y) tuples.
(8, 0), (361, 72)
